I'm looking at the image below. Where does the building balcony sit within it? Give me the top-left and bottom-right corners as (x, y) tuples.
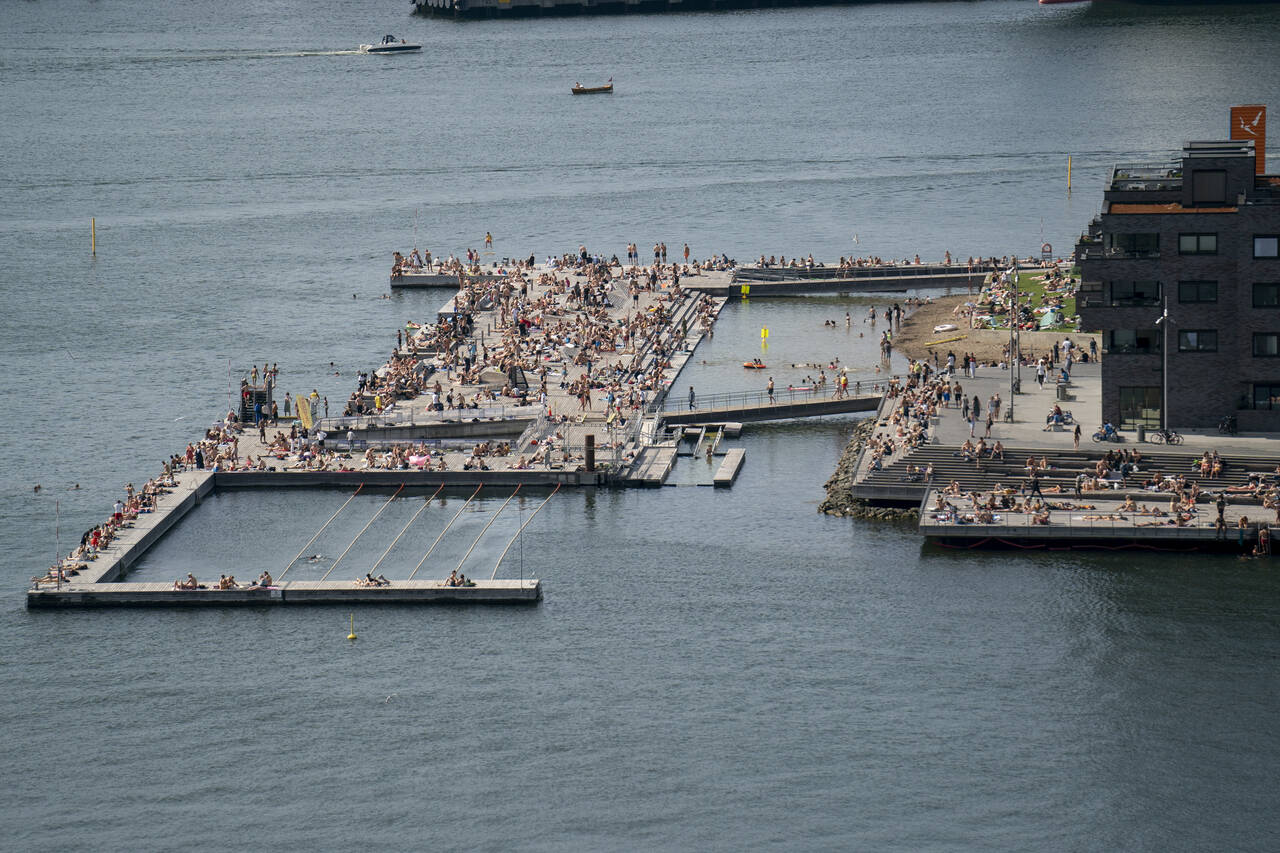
(1076, 244), (1160, 261)
(1110, 162), (1183, 191)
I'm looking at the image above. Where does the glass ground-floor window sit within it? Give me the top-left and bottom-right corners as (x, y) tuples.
(1118, 386), (1161, 429)
(1253, 384), (1280, 410)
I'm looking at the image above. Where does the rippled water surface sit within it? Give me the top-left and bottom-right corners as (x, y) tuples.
(3, 0), (1280, 849)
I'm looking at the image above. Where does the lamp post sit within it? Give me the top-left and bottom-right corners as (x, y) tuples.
(1006, 259), (1019, 422)
(1154, 293), (1175, 432)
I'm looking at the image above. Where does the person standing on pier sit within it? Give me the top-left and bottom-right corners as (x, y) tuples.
(689, 386), (696, 410)
(767, 377), (775, 404)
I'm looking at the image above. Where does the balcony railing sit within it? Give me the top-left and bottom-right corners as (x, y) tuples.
(1077, 245), (1160, 261)
(1111, 162), (1182, 180)
(1109, 161), (1183, 193)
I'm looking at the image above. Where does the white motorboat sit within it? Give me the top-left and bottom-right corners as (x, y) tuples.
(360, 35), (422, 54)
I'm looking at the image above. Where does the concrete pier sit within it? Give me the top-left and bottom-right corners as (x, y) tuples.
(29, 248), (994, 603)
(28, 579), (542, 608)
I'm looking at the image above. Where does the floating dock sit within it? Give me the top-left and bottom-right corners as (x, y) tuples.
(713, 448), (746, 488)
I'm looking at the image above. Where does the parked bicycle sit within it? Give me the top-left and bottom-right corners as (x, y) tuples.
(1147, 427), (1183, 445)
(1218, 415), (1238, 436)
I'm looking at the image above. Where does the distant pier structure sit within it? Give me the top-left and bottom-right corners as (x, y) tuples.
(412, 0), (892, 19)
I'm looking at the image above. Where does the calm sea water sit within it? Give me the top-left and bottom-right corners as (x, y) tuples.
(3, 0), (1280, 849)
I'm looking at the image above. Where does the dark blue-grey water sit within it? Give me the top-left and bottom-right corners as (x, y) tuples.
(3, 0), (1280, 849)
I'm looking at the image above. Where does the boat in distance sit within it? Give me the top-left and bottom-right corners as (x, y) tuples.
(571, 78), (613, 95)
(360, 35), (422, 53)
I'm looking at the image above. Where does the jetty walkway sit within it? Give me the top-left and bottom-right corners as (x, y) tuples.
(705, 262), (992, 297)
(659, 387), (880, 425)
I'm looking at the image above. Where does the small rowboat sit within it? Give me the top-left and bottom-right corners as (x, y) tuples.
(743, 360), (767, 369)
(572, 78), (613, 95)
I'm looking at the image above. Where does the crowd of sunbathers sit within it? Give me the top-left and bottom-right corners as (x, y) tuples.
(172, 571), (274, 591)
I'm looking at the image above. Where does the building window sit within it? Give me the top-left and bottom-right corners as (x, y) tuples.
(1119, 386), (1161, 430)
(1179, 233), (1218, 255)
(1107, 329), (1160, 354)
(1106, 232), (1159, 258)
(1178, 330), (1217, 352)
(1257, 236), (1280, 258)
(1109, 280), (1162, 306)
(1178, 280), (1217, 303)
(1255, 284), (1280, 308)
(1254, 334), (1280, 357)
(1191, 170), (1227, 205)
(1253, 384), (1280, 410)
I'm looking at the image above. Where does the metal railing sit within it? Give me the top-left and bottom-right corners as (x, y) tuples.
(734, 263), (994, 283)
(1111, 162), (1181, 181)
(666, 383), (889, 414)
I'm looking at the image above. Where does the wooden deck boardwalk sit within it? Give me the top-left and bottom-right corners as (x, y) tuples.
(919, 490), (1268, 554)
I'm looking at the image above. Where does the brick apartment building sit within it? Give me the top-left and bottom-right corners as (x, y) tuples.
(1076, 122), (1280, 431)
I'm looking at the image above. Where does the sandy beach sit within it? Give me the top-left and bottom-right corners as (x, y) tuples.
(895, 295), (1099, 365)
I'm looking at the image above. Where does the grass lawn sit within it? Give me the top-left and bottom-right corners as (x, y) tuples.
(1013, 268), (1077, 331)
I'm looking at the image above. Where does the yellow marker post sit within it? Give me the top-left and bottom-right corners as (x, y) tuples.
(91, 218), (96, 255)
(347, 613), (357, 641)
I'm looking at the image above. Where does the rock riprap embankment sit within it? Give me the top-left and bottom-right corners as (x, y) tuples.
(819, 418), (918, 521)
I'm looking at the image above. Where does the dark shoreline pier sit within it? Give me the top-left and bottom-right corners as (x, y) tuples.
(412, 0), (935, 20)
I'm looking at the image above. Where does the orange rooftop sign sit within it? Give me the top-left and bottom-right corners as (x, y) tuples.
(1230, 105), (1266, 174)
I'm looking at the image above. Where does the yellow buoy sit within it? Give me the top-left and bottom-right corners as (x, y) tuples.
(760, 327), (769, 339)
(347, 613), (357, 641)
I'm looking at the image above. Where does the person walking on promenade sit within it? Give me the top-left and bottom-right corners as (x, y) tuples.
(767, 377), (775, 404)
(1073, 424), (1081, 450)
(1026, 471), (1043, 499)
(688, 385), (696, 410)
